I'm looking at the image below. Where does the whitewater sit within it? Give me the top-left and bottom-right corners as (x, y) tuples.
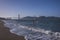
(3, 20), (60, 40)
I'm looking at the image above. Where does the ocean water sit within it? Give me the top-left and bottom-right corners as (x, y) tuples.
(3, 20), (60, 40)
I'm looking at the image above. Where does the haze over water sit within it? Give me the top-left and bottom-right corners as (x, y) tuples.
(0, 0), (60, 40)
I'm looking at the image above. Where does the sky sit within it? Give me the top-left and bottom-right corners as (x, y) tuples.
(0, 0), (60, 18)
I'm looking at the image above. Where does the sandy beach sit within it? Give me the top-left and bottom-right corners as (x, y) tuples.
(0, 20), (25, 40)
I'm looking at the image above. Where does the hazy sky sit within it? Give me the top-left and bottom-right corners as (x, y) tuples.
(0, 0), (60, 18)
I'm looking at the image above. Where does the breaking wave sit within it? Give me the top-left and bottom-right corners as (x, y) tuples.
(3, 20), (60, 40)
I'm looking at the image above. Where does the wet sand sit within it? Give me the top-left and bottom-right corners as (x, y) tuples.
(0, 20), (25, 40)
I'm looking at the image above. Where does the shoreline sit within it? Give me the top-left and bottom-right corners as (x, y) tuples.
(0, 20), (25, 40)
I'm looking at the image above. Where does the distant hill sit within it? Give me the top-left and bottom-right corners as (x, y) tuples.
(21, 16), (60, 21)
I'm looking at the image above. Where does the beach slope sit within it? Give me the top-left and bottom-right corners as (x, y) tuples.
(0, 20), (25, 40)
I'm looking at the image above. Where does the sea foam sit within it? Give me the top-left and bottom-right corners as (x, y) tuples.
(3, 20), (60, 40)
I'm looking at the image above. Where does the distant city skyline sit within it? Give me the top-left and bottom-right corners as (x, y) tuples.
(0, 0), (60, 18)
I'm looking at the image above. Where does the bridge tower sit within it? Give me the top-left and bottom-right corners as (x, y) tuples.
(18, 14), (20, 20)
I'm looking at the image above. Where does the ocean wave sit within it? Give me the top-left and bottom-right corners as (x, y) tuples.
(3, 20), (60, 40)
